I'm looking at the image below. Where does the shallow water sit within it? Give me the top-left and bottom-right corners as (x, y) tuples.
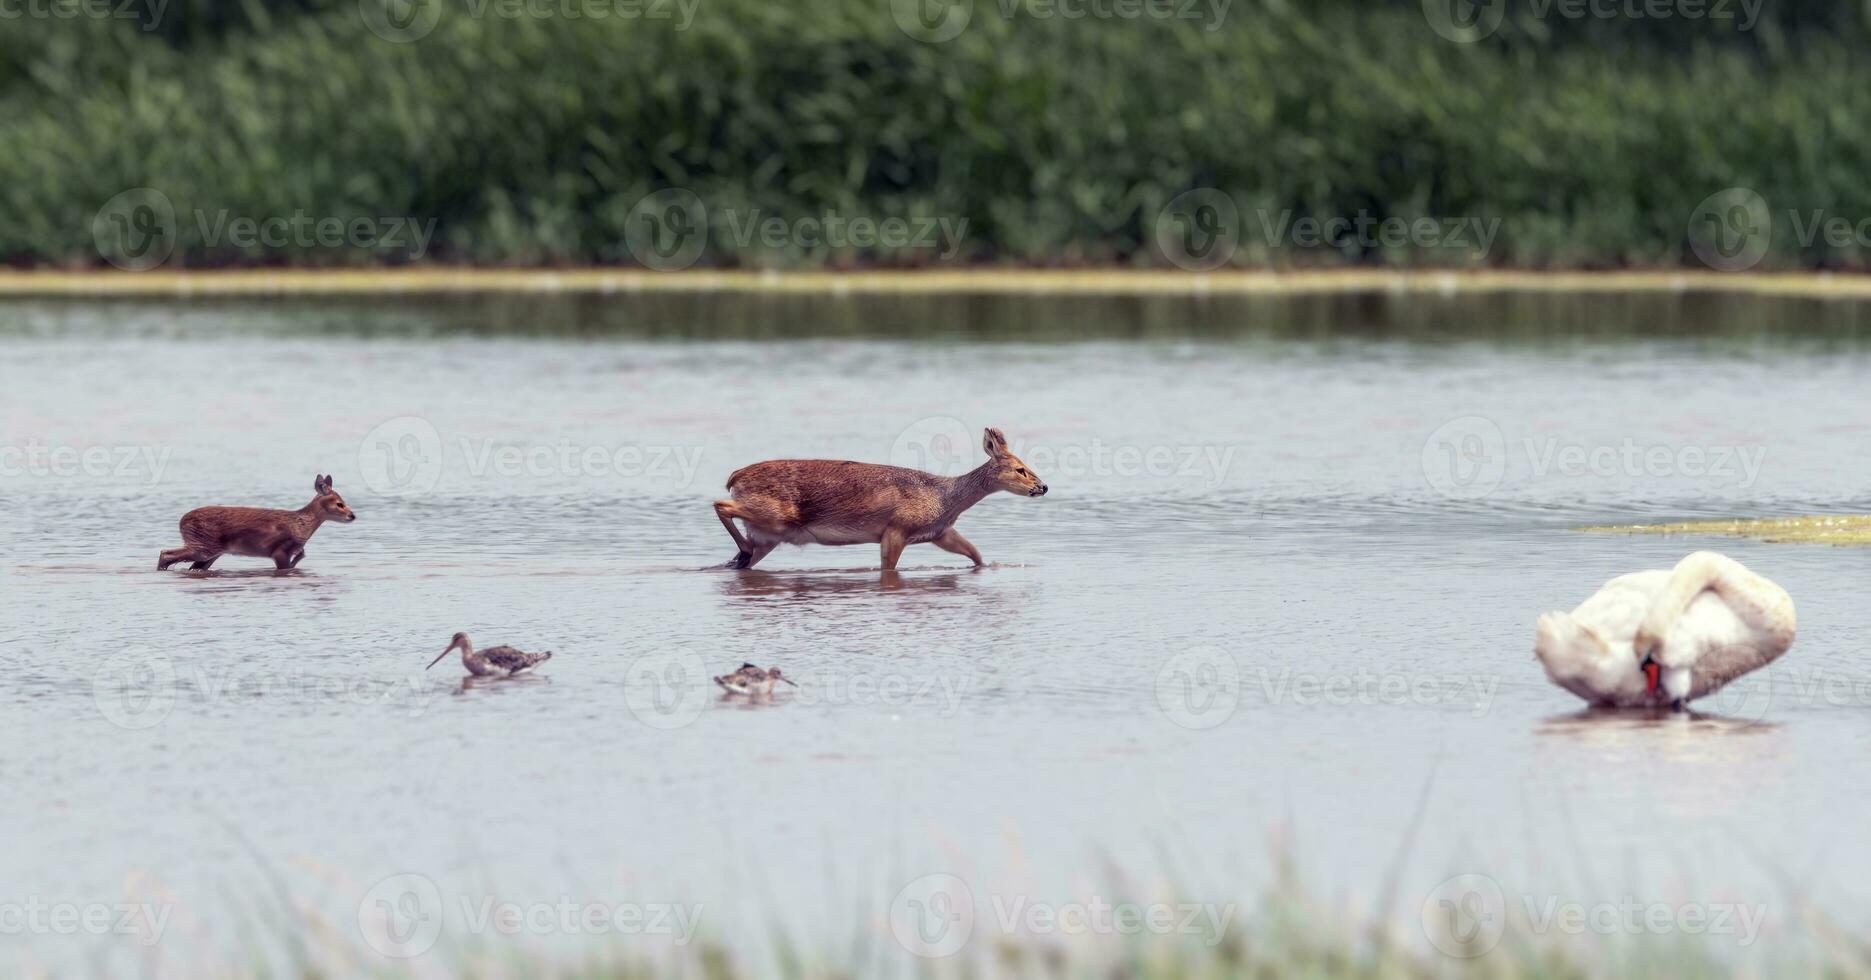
(3, 293), (1870, 975)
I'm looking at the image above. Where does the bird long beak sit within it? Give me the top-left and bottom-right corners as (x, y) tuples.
(427, 640), (460, 670)
(779, 675), (798, 687)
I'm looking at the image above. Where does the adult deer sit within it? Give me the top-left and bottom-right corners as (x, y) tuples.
(713, 427), (1048, 570)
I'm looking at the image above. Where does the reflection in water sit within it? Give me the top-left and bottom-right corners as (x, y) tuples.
(454, 674), (552, 697)
(715, 567), (977, 599)
(1537, 707), (1784, 740)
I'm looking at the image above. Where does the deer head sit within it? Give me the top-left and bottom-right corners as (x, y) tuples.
(311, 474), (357, 522)
(981, 428), (1047, 497)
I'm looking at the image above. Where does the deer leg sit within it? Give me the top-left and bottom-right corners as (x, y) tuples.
(879, 528), (907, 571)
(189, 555), (219, 571)
(931, 528), (984, 568)
(286, 548), (306, 569)
(714, 500), (754, 566)
(739, 542), (778, 569)
(160, 547), (211, 570)
(272, 543), (300, 570)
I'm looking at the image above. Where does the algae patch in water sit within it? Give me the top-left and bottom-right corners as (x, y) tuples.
(1582, 515), (1871, 545)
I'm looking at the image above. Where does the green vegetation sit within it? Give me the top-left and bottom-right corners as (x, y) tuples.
(1584, 515), (1871, 545)
(3, 0), (1870, 270)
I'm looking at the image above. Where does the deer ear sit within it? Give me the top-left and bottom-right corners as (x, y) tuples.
(314, 474), (331, 493)
(982, 427), (1008, 458)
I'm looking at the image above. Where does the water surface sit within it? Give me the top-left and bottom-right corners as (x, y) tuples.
(3, 292), (1869, 975)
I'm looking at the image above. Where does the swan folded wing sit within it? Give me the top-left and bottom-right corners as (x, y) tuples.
(1642, 553), (1796, 674)
(1668, 590), (1794, 699)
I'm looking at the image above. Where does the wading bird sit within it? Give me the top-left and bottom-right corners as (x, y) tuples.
(713, 663), (797, 695)
(428, 632), (553, 677)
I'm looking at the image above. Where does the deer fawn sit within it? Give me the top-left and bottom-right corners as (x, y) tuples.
(157, 474), (357, 571)
(713, 427), (1047, 570)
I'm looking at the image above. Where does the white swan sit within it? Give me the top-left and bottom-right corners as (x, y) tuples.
(1534, 551), (1796, 710)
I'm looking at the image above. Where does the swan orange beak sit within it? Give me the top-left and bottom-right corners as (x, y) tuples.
(1642, 658), (1661, 695)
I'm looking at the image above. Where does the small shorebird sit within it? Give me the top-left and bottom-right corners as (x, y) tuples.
(427, 632), (553, 677)
(713, 663), (797, 695)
